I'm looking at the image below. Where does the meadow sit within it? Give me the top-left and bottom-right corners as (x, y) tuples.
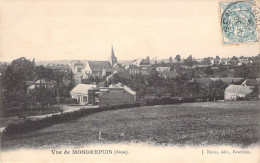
(1, 101), (260, 150)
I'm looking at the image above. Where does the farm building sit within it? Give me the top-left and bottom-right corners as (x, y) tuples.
(70, 84), (97, 105)
(98, 83), (136, 107)
(224, 85), (256, 101)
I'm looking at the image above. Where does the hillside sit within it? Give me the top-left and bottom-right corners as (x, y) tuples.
(2, 101), (259, 150)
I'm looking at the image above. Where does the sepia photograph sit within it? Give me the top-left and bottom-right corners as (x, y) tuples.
(0, 0), (260, 162)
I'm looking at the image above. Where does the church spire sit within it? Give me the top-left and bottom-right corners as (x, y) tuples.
(110, 45), (117, 66)
(111, 46), (115, 57)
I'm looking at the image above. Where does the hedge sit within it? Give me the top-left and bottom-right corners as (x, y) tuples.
(2, 103), (140, 136)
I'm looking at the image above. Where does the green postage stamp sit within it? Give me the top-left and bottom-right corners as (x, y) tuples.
(220, 0), (260, 44)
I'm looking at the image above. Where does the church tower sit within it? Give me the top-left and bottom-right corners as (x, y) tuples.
(110, 46), (117, 66)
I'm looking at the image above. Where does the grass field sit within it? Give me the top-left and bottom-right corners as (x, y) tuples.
(1, 101), (260, 150)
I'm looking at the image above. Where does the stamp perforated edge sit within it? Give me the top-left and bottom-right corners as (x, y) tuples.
(218, 0), (260, 46)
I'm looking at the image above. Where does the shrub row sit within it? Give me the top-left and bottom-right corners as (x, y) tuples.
(2, 103), (140, 136)
(144, 97), (196, 106)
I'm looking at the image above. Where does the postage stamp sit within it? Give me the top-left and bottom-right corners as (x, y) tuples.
(219, 0), (260, 45)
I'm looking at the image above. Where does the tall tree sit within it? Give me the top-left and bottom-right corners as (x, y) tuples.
(183, 55), (193, 67)
(175, 55), (181, 62)
(169, 57), (173, 64)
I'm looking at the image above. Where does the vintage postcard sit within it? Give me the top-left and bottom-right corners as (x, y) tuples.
(0, 0), (259, 162)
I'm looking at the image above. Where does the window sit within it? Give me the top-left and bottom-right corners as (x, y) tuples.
(83, 96), (88, 103)
(77, 68), (82, 72)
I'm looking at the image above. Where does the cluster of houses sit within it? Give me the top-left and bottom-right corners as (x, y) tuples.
(70, 82), (136, 107)
(69, 78), (260, 106)
(26, 79), (57, 91)
(193, 57), (254, 66)
(24, 48), (259, 107)
(68, 47), (153, 84)
(67, 47), (183, 84)
(192, 77), (259, 101)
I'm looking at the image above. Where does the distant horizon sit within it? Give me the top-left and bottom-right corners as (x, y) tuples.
(1, 52), (260, 64)
(1, 52), (259, 64)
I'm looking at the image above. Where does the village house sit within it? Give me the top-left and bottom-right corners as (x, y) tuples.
(69, 60), (85, 75)
(210, 58), (220, 65)
(156, 67), (179, 78)
(85, 61), (112, 78)
(84, 46), (117, 78)
(224, 85), (256, 101)
(98, 83), (136, 107)
(125, 64), (140, 75)
(237, 58), (253, 66)
(70, 84), (97, 105)
(156, 67), (170, 72)
(70, 82), (136, 107)
(131, 57), (152, 76)
(218, 58), (230, 65)
(45, 64), (70, 72)
(68, 60), (86, 85)
(28, 78), (57, 90)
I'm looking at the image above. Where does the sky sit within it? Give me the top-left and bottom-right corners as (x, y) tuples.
(0, 0), (259, 62)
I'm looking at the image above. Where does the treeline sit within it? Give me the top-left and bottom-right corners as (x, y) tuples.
(107, 68), (229, 101)
(0, 57), (75, 109)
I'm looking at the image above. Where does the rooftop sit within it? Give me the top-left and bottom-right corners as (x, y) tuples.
(70, 84), (97, 94)
(225, 85), (254, 95)
(87, 61), (112, 71)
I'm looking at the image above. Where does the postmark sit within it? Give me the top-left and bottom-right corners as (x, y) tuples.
(220, 0), (260, 45)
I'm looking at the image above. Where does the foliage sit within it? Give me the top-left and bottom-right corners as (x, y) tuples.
(175, 54), (181, 62)
(183, 55), (193, 67)
(208, 80), (229, 100)
(1, 57), (74, 109)
(234, 64), (259, 78)
(205, 66), (214, 75)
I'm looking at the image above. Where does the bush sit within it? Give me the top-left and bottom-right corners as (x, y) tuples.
(237, 97), (245, 101)
(64, 98), (78, 104)
(2, 103), (140, 136)
(144, 97), (196, 106)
